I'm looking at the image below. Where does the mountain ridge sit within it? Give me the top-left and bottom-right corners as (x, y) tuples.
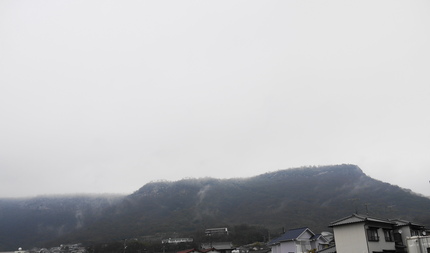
(1, 164), (429, 251)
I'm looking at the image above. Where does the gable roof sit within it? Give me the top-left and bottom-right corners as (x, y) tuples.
(201, 248), (220, 253)
(390, 219), (425, 229)
(310, 234), (329, 243)
(268, 227), (315, 245)
(330, 214), (395, 227)
(177, 249), (199, 253)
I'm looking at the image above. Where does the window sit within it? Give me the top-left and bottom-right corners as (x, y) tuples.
(384, 229), (394, 242)
(367, 228), (379, 241)
(411, 230), (420, 236)
(394, 232), (403, 246)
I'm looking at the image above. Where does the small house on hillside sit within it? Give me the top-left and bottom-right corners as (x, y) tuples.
(268, 227), (327, 253)
(163, 238), (194, 244)
(205, 228), (229, 236)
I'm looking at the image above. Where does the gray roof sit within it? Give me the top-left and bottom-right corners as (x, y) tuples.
(390, 219), (425, 228)
(310, 234), (329, 243)
(330, 214), (395, 227)
(268, 227), (314, 245)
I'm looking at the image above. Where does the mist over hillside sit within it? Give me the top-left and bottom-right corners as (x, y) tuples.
(0, 194), (124, 250)
(1, 164), (429, 251)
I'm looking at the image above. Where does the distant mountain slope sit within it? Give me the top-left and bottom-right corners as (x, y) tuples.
(0, 194), (124, 251)
(61, 164), (430, 245)
(1, 164), (430, 251)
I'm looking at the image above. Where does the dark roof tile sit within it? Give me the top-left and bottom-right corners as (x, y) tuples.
(268, 227), (313, 245)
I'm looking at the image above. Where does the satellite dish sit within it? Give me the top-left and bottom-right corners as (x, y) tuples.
(423, 231), (427, 236)
(398, 230), (402, 234)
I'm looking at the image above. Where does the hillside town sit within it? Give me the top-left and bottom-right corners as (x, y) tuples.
(4, 213), (430, 253)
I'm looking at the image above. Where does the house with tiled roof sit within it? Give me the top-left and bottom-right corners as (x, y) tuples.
(330, 213), (397, 253)
(268, 227), (327, 253)
(201, 248), (222, 253)
(310, 234), (330, 251)
(390, 218), (426, 252)
(177, 249), (201, 253)
(201, 242), (233, 253)
(329, 214), (429, 253)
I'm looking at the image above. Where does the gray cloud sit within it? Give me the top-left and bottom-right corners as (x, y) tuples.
(0, 0), (429, 197)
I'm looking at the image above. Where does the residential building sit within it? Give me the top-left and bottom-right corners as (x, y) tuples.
(206, 228), (229, 236)
(310, 234), (330, 251)
(391, 219), (426, 252)
(330, 214), (429, 253)
(201, 242), (233, 253)
(178, 249), (207, 253)
(330, 214), (397, 253)
(268, 227), (328, 253)
(162, 238), (194, 244)
(405, 235), (430, 253)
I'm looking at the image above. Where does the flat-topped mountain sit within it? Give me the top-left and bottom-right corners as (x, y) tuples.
(1, 164), (429, 251)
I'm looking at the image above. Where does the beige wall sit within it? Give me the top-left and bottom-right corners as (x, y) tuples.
(367, 227), (395, 253)
(333, 223), (368, 253)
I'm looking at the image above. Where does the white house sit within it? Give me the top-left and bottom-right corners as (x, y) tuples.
(268, 227), (327, 253)
(310, 234), (330, 251)
(330, 214), (428, 253)
(201, 242), (234, 253)
(391, 219), (426, 252)
(330, 214), (397, 253)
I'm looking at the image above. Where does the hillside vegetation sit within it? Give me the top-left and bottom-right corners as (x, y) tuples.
(1, 164), (429, 251)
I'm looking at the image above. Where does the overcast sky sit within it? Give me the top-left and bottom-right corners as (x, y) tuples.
(1, 1), (429, 198)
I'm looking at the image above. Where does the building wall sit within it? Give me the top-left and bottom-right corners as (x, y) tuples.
(270, 230), (316, 253)
(299, 231), (313, 240)
(406, 236), (430, 253)
(296, 230), (313, 252)
(396, 225), (425, 247)
(280, 241), (296, 253)
(395, 225), (413, 247)
(366, 227), (395, 253)
(270, 244), (280, 253)
(295, 240), (311, 253)
(311, 238), (327, 251)
(333, 223), (368, 253)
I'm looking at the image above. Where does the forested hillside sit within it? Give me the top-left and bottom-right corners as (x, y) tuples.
(0, 195), (124, 250)
(60, 165), (430, 246)
(1, 164), (430, 251)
